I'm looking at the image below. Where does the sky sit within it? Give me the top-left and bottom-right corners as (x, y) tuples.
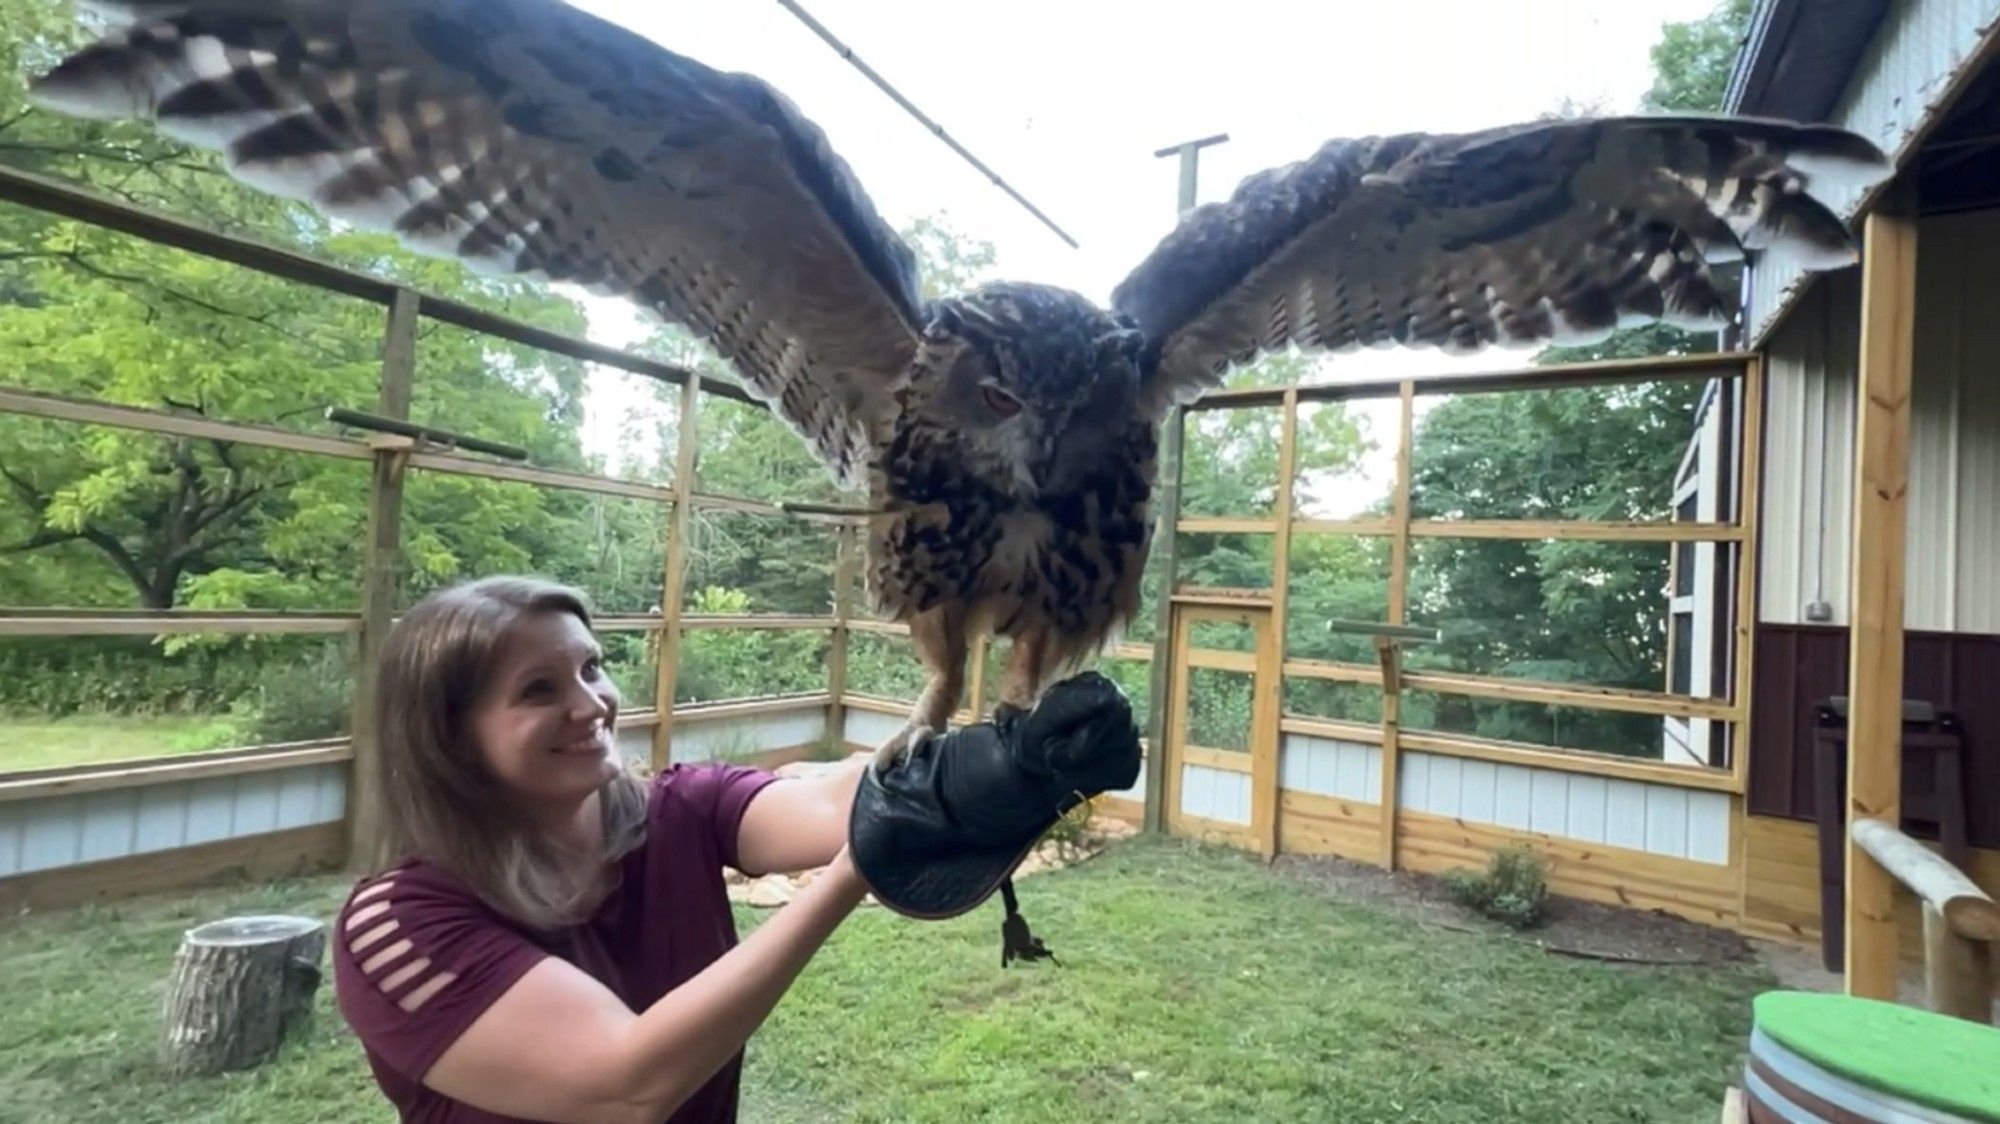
(549, 0), (1723, 497)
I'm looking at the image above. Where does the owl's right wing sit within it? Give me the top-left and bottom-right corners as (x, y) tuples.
(33, 0), (926, 488)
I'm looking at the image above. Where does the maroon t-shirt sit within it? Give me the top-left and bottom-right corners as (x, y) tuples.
(332, 761), (780, 1123)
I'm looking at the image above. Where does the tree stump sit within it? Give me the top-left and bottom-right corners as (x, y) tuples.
(160, 914), (326, 1078)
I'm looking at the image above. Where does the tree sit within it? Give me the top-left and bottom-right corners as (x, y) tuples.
(0, 0), (673, 739)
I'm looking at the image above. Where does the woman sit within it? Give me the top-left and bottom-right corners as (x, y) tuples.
(332, 575), (874, 1123)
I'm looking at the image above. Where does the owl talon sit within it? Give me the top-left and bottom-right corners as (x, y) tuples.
(872, 722), (937, 775)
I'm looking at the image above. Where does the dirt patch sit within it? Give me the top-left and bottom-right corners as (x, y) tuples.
(1271, 852), (1756, 966)
(725, 753), (1139, 909)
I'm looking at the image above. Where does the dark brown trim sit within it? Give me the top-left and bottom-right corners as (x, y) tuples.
(1750, 621), (2000, 848)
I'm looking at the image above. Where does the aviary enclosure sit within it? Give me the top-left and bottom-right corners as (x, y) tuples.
(0, 156), (1971, 1018)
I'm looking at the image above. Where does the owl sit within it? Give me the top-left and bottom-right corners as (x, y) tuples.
(33, 0), (1891, 772)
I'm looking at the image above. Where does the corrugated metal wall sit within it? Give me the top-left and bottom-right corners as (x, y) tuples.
(1759, 208), (2000, 633)
(1744, 0), (2000, 342)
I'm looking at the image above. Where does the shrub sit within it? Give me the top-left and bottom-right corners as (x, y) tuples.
(1442, 845), (1550, 930)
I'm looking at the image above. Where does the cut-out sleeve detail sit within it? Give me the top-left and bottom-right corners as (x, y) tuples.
(330, 869), (548, 1082)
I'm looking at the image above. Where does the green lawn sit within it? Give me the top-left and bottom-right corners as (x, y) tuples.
(0, 835), (1772, 1123)
(0, 713), (246, 772)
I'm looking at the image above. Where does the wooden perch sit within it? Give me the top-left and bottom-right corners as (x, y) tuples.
(1852, 817), (2000, 941)
(160, 914), (326, 1076)
(1851, 817), (1998, 1023)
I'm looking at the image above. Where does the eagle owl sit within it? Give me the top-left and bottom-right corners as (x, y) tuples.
(34, 0), (1891, 771)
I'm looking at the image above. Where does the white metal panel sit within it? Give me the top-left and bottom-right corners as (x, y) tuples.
(133, 784), (191, 854)
(1529, 771), (1568, 836)
(1459, 760), (1498, 824)
(76, 788), (137, 864)
(1280, 736), (1307, 790)
(1564, 775), (1609, 845)
(1643, 786), (1691, 858)
(1230, 771), (1253, 823)
(1426, 755), (1465, 818)
(1757, 199), (2000, 632)
(1398, 753), (1731, 863)
(17, 795), (83, 875)
(1179, 764), (1248, 824)
(231, 772), (283, 837)
(275, 766), (324, 829)
(314, 764), (347, 823)
(1745, 0), (2000, 341)
(1401, 752), (1431, 814)
(1604, 780), (1650, 852)
(1491, 764), (1534, 831)
(2, 760), (351, 880)
(1686, 791), (1732, 865)
(669, 709), (826, 764)
(1278, 736), (1378, 802)
(842, 710), (905, 750)
(184, 781), (237, 846)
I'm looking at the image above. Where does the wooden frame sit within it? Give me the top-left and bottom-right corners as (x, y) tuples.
(1159, 602), (1277, 850)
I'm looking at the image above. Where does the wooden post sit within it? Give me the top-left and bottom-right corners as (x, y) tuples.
(1923, 903), (1995, 1023)
(1845, 181), (1918, 1001)
(1379, 380), (1415, 869)
(345, 288), (417, 872)
(826, 523), (857, 751)
(1375, 634), (1404, 870)
(651, 376), (701, 770)
(1730, 356), (1765, 791)
(1142, 407), (1185, 835)
(1257, 389), (1299, 859)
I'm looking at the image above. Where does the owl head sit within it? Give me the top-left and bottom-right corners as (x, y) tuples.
(913, 281), (1143, 497)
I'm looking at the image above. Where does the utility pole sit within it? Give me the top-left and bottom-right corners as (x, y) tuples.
(1140, 131), (1226, 835)
(1153, 132), (1229, 215)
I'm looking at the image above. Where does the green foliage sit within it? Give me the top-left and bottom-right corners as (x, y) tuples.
(1443, 846), (1552, 930)
(1642, 0), (1755, 114)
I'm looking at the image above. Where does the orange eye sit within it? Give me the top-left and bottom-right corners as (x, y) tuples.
(981, 384), (1023, 417)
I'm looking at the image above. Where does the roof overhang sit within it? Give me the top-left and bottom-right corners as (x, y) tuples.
(1723, 0), (1890, 120)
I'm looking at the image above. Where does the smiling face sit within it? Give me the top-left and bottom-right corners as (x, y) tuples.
(466, 608), (621, 814)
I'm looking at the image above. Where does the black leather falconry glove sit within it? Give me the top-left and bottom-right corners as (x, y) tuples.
(847, 671), (1143, 966)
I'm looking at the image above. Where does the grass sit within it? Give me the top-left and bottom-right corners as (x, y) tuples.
(0, 835), (1773, 1123)
(0, 714), (247, 772)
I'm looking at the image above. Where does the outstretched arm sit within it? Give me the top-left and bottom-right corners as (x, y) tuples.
(422, 848), (869, 1124)
(732, 755), (868, 876)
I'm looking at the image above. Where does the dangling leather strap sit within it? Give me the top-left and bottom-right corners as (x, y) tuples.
(998, 877), (1059, 967)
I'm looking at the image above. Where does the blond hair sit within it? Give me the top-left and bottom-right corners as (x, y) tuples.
(373, 575), (648, 930)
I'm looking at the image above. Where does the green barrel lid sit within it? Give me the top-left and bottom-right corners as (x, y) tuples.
(1754, 991), (2000, 1121)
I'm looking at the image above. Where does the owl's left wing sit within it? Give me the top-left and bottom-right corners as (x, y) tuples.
(1110, 114), (1892, 420)
(32, 0), (926, 488)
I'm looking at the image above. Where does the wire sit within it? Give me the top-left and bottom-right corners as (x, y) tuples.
(772, 0), (1081, 249)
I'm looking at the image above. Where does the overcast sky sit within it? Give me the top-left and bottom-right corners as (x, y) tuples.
(552, 0), (1722, 485)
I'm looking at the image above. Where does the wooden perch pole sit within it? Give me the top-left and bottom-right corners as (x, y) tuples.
(1853, 816), (1999, 1022)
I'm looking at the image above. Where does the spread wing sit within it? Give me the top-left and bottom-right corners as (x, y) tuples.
(1110, 114), (1893, 418)
(32, 0), (925, 487)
